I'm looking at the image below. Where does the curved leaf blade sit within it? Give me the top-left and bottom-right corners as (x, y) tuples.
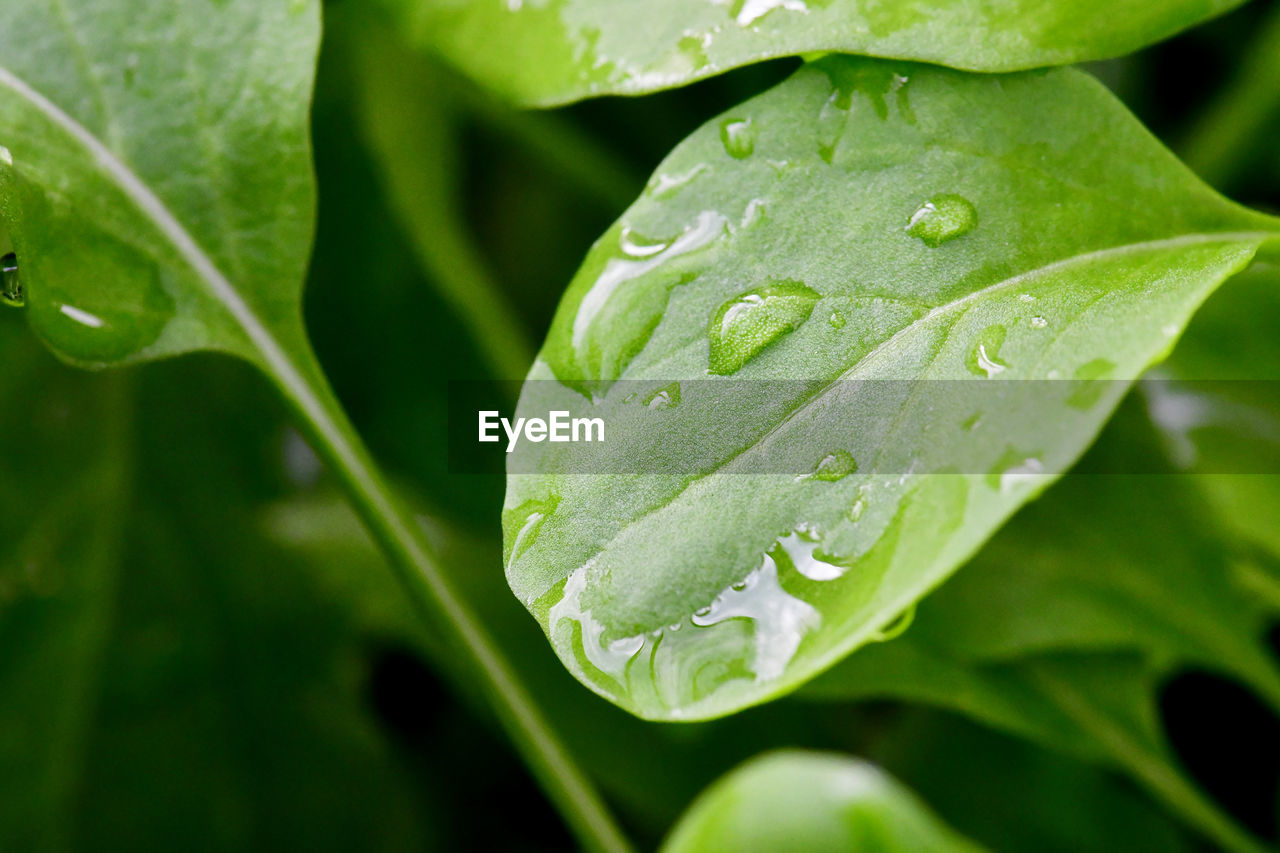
(389, 0), (1247, 105)
(660, 750), (982, 853)
(0, 0), (319, 368)
(504, 58), (1280, 721)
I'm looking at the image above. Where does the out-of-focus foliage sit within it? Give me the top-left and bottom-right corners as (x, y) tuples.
(660, 751), (982, 853)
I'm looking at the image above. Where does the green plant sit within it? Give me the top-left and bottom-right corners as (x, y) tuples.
(1, 0), (1279, 851)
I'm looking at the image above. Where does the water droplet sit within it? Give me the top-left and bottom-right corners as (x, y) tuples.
(1067, 358), (1116, 410)
(869, 604), (916, 642)
(719, 118), (756, 159)
(1, 253), (24, 308)
(905, 194), (978, 247)
(708, 279), (820, 375)
(676, 34), (710, 71)
(846, 497), (866, 522)
(643, 381), (681, 410)
(965, 325), (1008, 378)
(691, 551), (819, 680)
(502, 494), (560, 569)
(552, 210), (727, 394)
(828, 311), (846, 329)
(961, 413), (982, 432)
(1018, 293), (1037, 303)
(123, 53), (139, 87)
(1030, 316), (1048, 329)
(739, 198), (767, 230)
(774, 527), (849, 581)
(548, 569), (645, 680)
(731, 0), (808, 26)
(649, 164), (706, 198)
(986, 448), (1046, 492)
(619, 227), (669, 258)
(805, 449), (857, 482)
(0, 145), (12, 167)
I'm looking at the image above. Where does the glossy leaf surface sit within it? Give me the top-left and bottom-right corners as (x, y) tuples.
(0, 0), (319, 369)
(388, 0), (1247, 105)
(504, 57), (1280, 721)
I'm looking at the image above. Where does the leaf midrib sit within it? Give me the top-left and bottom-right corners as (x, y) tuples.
(554, 231), (1275, 602)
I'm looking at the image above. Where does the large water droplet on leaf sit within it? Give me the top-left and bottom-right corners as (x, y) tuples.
(905, 194), (977, 247)
(708, 279), (820, 375)
(690, 552), (820, 680)
(24, 235), (174, 364)
(547, 211), (727, 396)
(774, 527), (849, 581)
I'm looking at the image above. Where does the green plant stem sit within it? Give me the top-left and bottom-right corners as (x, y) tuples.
(273, 342), (633, 853)
(1030, 666), (1271, 853)
(1178, 1), (1280, 192)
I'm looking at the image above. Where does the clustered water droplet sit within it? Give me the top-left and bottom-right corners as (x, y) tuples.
(708, 279), (820, 375)
(905, 194), (978, 247)
(1, 253), (23, 308)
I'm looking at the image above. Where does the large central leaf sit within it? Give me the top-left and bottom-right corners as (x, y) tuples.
(388, 0), (1247, 104)
(504, 57), (1280, 721)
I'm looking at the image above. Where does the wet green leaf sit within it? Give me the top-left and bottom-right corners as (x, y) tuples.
(505, 57), (1280, 721)
(386, 0), (1248, 105)
(0, 0), (319, 370)
(660, 750), (983, 853)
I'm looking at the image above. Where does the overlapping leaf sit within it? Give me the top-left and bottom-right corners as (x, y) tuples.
(387, 0), (1248, 104)
(0, 0), (319, 370)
